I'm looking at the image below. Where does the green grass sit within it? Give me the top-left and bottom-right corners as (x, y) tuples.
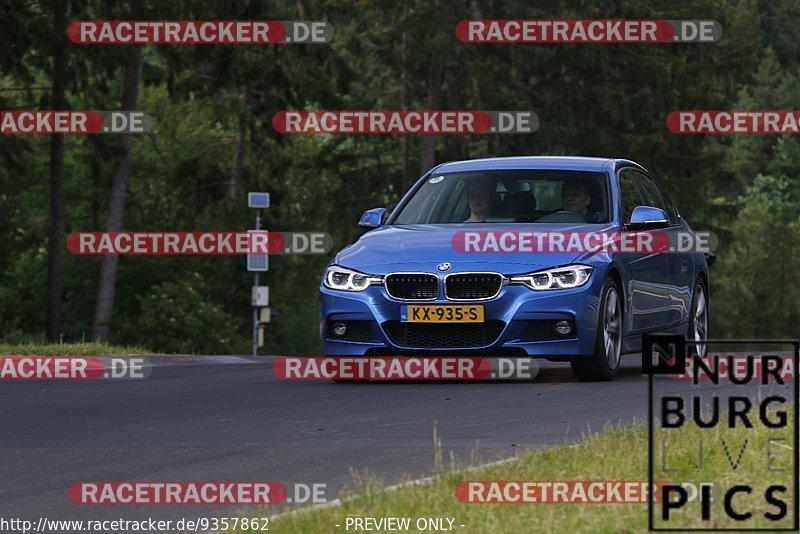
(0, 341), (149, 356)
(237, 407), (795, 533)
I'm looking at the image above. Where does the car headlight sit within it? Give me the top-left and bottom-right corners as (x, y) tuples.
(324, 266), (382, 292)
(509, 264), (593, 291)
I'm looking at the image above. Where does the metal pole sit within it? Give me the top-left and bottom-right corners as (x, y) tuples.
(251, 209), (261, 356)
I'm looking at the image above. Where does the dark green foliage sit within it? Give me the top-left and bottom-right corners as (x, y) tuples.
(1, 0), (798, 352)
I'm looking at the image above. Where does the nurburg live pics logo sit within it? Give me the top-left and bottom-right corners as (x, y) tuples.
(643, 334), (799, 531)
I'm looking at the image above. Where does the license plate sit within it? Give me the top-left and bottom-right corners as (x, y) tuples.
(403, 305), (484, 323)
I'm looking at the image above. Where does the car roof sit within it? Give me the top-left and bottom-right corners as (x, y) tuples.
(432, 156), (647, 174)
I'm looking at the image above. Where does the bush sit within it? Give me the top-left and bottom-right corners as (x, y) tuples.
(117, 275), (249, 354)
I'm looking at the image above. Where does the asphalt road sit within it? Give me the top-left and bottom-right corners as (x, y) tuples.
(0, 355), (794, 527)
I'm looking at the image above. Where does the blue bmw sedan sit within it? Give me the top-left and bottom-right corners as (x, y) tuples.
(319, 156), (709, 380)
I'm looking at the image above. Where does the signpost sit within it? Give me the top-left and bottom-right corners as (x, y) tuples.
(248, 193), (270, 356)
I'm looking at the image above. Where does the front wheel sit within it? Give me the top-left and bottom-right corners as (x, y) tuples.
(571, 277), (623, 381)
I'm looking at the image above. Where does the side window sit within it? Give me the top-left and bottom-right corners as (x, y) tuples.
(618, 169), (642, 224)
(632, 171), (668, 215)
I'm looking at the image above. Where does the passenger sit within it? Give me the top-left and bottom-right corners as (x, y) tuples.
(464, 180), (495, 222)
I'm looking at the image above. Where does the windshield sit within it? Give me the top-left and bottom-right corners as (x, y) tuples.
(391, 170), (611, 224)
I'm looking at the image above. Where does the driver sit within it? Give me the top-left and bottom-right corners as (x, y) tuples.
(464, 179), (495, 222)
(561, 180), (600, 222)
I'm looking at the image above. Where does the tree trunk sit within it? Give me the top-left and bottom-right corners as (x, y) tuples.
(400, 1), (411, 192)
(92, 42), (143, 342)
(419, 48), (445, 174)
(46, 0), (67, 343)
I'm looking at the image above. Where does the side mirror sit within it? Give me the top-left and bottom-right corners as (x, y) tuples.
(358, 207), (387, 229)
(705, 251), (717, 267)
(628, 206), (669, 230)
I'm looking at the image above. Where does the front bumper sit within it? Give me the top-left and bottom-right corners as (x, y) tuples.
(319, 272), (605, 357)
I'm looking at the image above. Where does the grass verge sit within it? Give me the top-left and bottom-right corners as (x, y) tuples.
(0, 341), (149, 356)
(238, 406), (795, 533)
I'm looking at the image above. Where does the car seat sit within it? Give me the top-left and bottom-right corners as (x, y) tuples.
(586, 182), (607, 222)
(503, 191), (538, 217)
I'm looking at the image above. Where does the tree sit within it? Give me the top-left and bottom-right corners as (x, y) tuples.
(46, 0), (68, 342)
(92, 20), (144, 341)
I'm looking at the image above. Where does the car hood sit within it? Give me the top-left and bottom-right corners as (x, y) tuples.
(334, 223), (617, 274)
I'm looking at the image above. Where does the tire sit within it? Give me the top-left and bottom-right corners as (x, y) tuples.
(687, 280), (709, 357)
(571, 277), (623, 381)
